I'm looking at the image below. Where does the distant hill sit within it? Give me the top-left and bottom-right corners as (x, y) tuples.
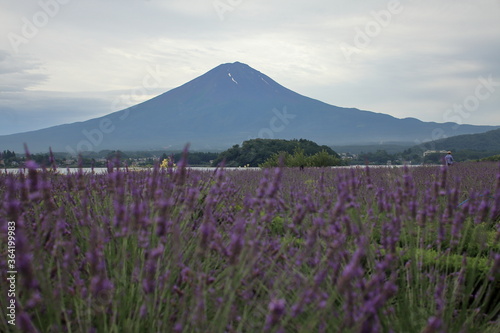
(332, 143), (415, 154)
(1, 62), (498, 154)
(411, 128), (500, 153)
(400, 128), (500, 162)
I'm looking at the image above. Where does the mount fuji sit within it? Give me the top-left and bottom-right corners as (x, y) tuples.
(0, 61), (498, 153)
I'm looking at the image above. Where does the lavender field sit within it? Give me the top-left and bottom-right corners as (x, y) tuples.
(1, 159), (500, 332)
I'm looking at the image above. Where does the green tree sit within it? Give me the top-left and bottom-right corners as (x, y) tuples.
(212, 139), (341, 167)
(308, 150), (342, 167)
(260, 148), (342, 168)
(479, 154), (500, 162)
(288, 147), (307, 167)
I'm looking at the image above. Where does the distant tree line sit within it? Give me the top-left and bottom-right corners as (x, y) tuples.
(161, 152), (218, 166)
(0, 150), (18, 167)
(0, 149), (218, 168)
(4, 136), (500, 169)
(348, 148), (500, 165)
(479, 154), (500, 162)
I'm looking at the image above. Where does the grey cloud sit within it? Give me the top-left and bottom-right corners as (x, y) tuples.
(0, 51), (48, 91)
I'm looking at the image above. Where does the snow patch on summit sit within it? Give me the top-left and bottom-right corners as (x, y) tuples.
(228, 72), (238, 84)
(260, 76), (270, 86)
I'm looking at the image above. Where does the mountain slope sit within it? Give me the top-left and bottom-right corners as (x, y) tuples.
(411, 128), (500, 152)
(1, 61), (498, 153)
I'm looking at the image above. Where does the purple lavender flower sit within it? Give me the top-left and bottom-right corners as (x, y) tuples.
(264, 298), (286, 331)
(421, 316), (443, 333)
(18, 311), (40, 333)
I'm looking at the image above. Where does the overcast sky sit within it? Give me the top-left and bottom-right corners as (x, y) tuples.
(1, 0), (499, 135)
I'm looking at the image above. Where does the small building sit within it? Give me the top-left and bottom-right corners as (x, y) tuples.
(423, 150), (448, 157)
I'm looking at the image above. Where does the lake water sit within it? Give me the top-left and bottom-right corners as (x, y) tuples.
(0, 164), (430, 175)
(0, 167), (261, 174)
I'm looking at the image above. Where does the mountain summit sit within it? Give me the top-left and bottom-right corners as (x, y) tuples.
(177, 61), (293, 97)
(0, 62), (498, 153)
